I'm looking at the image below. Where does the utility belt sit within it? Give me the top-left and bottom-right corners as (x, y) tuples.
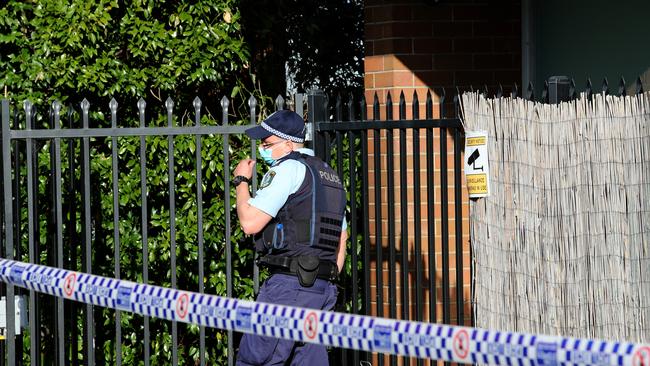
(257, 255), (338, 287)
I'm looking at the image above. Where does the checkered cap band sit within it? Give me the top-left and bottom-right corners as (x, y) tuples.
(261, 121), (305, 143)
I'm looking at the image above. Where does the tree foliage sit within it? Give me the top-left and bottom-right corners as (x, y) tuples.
(0, 0), (248, 108)
(240, 0), (364, 96)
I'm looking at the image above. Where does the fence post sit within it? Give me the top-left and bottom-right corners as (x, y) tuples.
(548, 76), (571, 104)
(2, 99), (16, 366)
(306, 90), (326, 158)
(295, 93), (305, 118)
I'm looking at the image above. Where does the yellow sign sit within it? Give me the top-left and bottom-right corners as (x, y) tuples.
(467, 174), (488, 194)
(466, 136), (486, 146)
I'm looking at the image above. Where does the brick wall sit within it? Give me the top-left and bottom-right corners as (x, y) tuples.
(365, 0), (521, 109)
(363, 2), (521, 363)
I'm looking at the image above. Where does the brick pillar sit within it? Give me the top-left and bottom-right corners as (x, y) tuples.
(363, 2), (520, 362)
(365, 0), (521, 110)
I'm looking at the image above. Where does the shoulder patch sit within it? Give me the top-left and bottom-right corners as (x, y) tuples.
(260, 170), (276, 189)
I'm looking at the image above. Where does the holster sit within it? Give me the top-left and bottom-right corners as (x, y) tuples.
(293, 256), (319, 287)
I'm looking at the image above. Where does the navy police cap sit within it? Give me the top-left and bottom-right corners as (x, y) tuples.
(245, 110), (305, 143)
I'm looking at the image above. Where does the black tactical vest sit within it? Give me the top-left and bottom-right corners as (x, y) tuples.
(254, 152), (346, 264)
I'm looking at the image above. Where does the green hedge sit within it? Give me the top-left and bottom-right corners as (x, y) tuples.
(0, 0), (247, 104)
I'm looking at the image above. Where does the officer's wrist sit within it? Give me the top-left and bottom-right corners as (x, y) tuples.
(232, 175), (252, 188)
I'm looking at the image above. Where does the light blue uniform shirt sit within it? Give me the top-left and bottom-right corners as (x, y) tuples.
(249, 148), (347, 230)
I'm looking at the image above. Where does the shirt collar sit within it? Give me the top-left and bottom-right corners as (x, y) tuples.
(296, 148), (315, 156)
(270, 148), (315, 167)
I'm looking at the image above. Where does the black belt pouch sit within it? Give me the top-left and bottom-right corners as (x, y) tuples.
(296, 256), (319, 287)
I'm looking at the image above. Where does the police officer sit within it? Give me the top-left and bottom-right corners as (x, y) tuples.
(233, 110), (348, 366)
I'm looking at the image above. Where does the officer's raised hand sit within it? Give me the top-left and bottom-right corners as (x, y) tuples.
(233, 158), (272, 235)
(234, 158), (255, 180)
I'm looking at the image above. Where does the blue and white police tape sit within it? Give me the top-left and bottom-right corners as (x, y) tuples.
(1, 257), (649, 366)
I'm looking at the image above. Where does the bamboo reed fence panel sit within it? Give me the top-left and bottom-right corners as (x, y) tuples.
(461, 91), (650, 342)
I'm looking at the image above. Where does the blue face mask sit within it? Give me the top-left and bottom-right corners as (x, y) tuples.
(258, 146), (276, 165)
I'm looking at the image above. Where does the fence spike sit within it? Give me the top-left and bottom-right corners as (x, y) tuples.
(586, 78), (593, 99)
(347, 94), (355, 122)
(322, 94), (330, 121)
(22, 100), (32, 122)
(193, 96), (202, 111)
(193, 97), (202, 126)
(512, 83), (518, 99)
(386, 91), (393, 120)
(248, 95), (257, 110)
(373, 92), (380, 120)
(221, 96), (229, 126)
(439, 87), (446, 117)
(399, 90), (406, 120)
(496, 84), (503, 98)
(482, 84), (489, 97)
(335, 93), (343, 122)
(412, 90), (419, 105)
(81, 98), (90, 129)
(247, 96), (257, 125)
(109, 98), (118, 114)
(569, 79), (577, 100)
(275, 95), (284, 111)
(541, 80), (549, 103)
(602, 77), (609, 95)
(221, 96), (230, 123)
(68, 103), (75, 128)
(22, 101), (32, 131)
(618, 76), (626, 97)
(165, 97), (174, 112)
(636, 76), (644, 95)
(81, 98), (90, 112)
(137, 97), (146, 114)
(359, 94), (367, 121)
(412, 90), (420, 120)
(323, 93), (329, 109)
(248, 95), (258, 123)
(108, 98), (118, 129)
(51, 100), (62, 130)
(425, 90), (433, 119)
(52, 100), (62, 114)
(525, 81), (534, 101)
(453, 89), (461, 118)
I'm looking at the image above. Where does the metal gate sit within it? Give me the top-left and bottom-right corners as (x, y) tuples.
(310, 89), (468, 366)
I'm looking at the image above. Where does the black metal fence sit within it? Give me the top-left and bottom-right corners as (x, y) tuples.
(0, 89), (466, 366)
(0, 95), (275, 366)
(494, 76), (644, 102)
